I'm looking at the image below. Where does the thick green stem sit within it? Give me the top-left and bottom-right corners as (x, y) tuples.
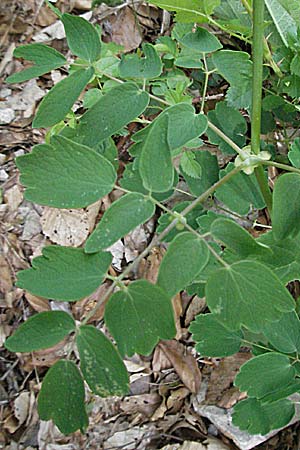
(252, 0), (273, 213)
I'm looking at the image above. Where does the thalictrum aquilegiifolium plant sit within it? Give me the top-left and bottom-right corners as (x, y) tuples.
(5, 0), (300, 436)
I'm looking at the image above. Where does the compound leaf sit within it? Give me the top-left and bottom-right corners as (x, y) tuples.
(5, 311), (75, 352)
(140, 114), (174, 192)
(190, 313), (243, 357)
(264, 312), (300, 354)
(211, 218), (271, 257)
(119, 43), (162, 79)
(38, 360), (88, 434)
(157, 232), (209, 297)
(33, 67), (94, 128)
(16, 135), (116, 209)
(272, 173), (300, 240)
(62, 13), (101, 62)
(78, 82), (149, 147)
(104, 280), (176, 356)
(207, 101), (247, 154)
(76, 325), (129, 397)
(179, 27), (222, 53)
(233, 398), (295, 435)
(17, 246), (112, 301)
(206, 260), (295, 332)
(6, 44), (66, 84)
(85, 193), (155, 253)
(235, 353), (296, 399)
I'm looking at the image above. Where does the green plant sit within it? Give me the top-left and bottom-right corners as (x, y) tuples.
(5, 0), (300, 437)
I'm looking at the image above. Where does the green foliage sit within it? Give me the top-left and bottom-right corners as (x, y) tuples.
(6, 3), (300, 437)
(140, 114), (173, 192)
(272, 173), (300, 240)
(5, 311), (75, 352)
(264, 312), (300, 353)
(189, 313), (243, 357)
(17, 136), (116, 208)
(235, 353), (296, 399)
(16, 246), (112, 301)
(149, 0), (220, 22)
(62, 13), (101, 62)
(210, 218), (271, 257)
(6, 44), (66, 83)
(232, 398), (295, 435)
(207, 102), (247, 154)
(85, 193), (155, 252)
(38, 360), (88, 434)
(104, 280), (176, 356)
(78, 83), (149, 147)
(212, 51), (252, 109)
(264, 0), (297, 47)
(76, 325), (129, 396)
(206, 261), (295, 332)
(157, 232), (209, 296)
(179, 27), (222, 53)
(33, 67), (94, 128)
(119, 44), (162, 79)
(215, 163), (266, 214)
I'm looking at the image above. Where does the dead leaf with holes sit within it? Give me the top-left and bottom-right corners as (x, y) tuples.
(158, 340), (201, 394)
(20, 339), (73, 371)
(41, 207), (90, 246)
(205, 352), (251, 407)
(121, 393), (161, 417)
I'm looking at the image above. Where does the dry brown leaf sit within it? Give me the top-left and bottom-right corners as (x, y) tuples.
(74, 0), (92, 10)
(35, 5), (57, 27)
(86, 200), (102, 232)
(152, 345), (173, 373)
(124, 219), (155, 263)
(14, 391), (31, 427)
(159, 340), (201, 393)
(25, 292), (50, 313)
(121, 393), (161, 417)
(138, 246), (165, 283)
(71, 281), (111, 322)
(172, 293), (183, 340)
(20, 339), (73, 371)
(3, 184), (23, 211)
(166, 387), (189, 412)
(185, 296), (206, 327)
(160, 438), (230, 450)
(0, 255), (13, 295)
(205, 352), (251, 405)
(104, 6), (143, 52)
(41, 207), (89, 247)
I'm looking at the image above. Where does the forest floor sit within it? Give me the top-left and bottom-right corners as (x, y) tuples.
(1, 1), (300, 449)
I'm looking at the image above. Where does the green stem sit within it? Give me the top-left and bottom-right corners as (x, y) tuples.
(252, 0), (273, 213)
(262, 160), (300, 175)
